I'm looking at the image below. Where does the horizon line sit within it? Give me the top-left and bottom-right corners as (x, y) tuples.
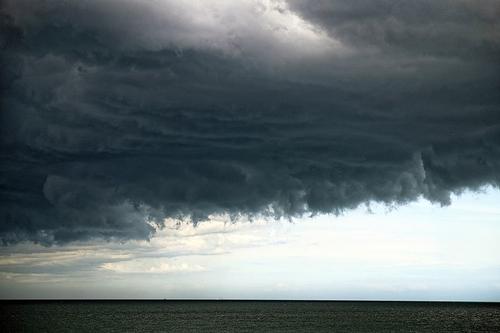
(1, 298), (498, 303)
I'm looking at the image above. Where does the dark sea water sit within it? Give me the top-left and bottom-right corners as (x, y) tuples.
(1, 301), (499, 332)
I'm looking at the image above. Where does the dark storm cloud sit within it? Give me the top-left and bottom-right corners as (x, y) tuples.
(1, 0), (499, 244)
(287, 0), (500, 61)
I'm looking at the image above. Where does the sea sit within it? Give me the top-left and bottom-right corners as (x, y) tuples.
(1, 300), (499, 332)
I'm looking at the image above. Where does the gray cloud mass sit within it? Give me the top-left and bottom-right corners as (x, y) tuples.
(1, 0), (499, 244)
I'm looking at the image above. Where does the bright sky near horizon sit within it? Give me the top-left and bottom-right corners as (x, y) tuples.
(1, 187), (499, 301)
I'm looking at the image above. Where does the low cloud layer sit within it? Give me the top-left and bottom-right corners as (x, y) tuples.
(1, 0), (499, 244)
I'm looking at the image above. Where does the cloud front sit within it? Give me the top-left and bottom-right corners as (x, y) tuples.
(1, 0), (499, 244)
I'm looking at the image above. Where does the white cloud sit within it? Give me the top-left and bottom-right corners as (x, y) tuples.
(100, 260), (205, 274)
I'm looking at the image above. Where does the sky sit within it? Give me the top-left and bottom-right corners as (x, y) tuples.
(0, 0), (499, 300)
(0, 187), (499, 300)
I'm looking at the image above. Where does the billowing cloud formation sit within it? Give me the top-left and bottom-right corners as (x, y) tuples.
(1, 0), (499, 244)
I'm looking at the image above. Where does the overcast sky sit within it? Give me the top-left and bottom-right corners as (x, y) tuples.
(1, 0), (499, 300)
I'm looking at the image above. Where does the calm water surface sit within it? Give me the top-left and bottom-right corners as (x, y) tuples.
(1, 301), (499, 332)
